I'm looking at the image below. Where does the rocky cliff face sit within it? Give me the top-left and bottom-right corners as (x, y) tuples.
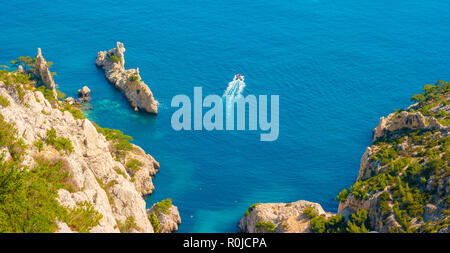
(0, 51), (178, 232)
(372, 111), (447, 142)
(238, 201), (332, 233)
(240, 81), (449, 233)
(96, 42), (158, 114)
(147, 202), (181, 233)
(338, 108), (449, 232)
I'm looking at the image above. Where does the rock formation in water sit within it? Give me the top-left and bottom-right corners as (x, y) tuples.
(0, 54), (178, 232)
(35, 48), (58, 99)
(239, 81), (449, 233)
(77, 86), (91, 103)
(96, 42), (158, 114)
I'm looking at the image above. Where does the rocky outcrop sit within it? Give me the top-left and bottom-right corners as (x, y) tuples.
(239, 84), (449, 233)
(123, 145), (159, 196)
(35, 48), (58, 99)
(0, 78), (160, 232)
(77, 86), (91, 103)
(147, 204), (181, 233)
(238, 201), (332, 233)
(337, 192), (398, 232)
(96, 42), (158, 114)
(372, 111), (447, 141)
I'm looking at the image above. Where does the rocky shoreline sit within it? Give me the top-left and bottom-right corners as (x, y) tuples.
(0, 48), (177, 233)
(96, 42), (158, 114)
(239, 83), (449, 233)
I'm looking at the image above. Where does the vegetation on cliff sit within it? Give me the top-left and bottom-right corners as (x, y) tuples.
(0, 65), (104, 232)
(0, 55), (167, 233)
(148, 198), (180, 233)
(241, 81), (448, 233)
(337, 81), (449, 233)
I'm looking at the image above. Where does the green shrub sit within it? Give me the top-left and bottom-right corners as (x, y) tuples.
(108, 54), (121, 63)
(0, 95), (10, 107)
(129, 75), (139, 82)
(0, 156), (77, 232)
(378, 192), (392, 216)
(116, 216), (137, 233)
(153, 198), (173, 215)
(309, 214), (346, 233)
(33, 139), (44, 152)
(0, 115), (27, 161)
(303, 206), (318, 219)
(0, 69), (32, 87)
(56, 90), (66, 100)
(309, 215), (327, 233)
(0, 114), (17, 148)
(126, 159), (143, 173)
(114, 167), (127, 178)
(324, 214), (347, 233)
(59, 103), (85, 120)
(15, 84), (25, 102)
(346, 209), (370, 233)
(148, 212), (160, 233)
(10, 56), (35, 71)
(65, 201), (103, 233)
(93, 124), (134, 153)
(336, 189), (349, 202)
(45, 128), (73, 154)
(255, 220), (276, 232)
(35, 85), (56, 103)
(349, 181), (368, 200)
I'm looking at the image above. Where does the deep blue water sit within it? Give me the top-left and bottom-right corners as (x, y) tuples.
(1, 0), (450, 232)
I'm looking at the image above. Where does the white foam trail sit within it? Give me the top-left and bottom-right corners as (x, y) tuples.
(222, 75), (246, 98)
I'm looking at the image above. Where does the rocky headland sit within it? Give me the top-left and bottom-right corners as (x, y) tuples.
(0, 49), (178, 233)
(147, 198), (182, 233)
(239, 81), (449, 233)
(96, 42), (158, 114)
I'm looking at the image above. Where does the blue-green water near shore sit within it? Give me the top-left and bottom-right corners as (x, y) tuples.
(1, 0), (450, 232)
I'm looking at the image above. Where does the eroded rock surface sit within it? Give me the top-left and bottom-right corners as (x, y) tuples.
(0, 79), (159, 232)
(239, 86), (449, 233)
(238, 201), (332, 233)
(147, 204), (181, 233)
(96, 42), (158, 113)
(35, 48), (57, 99)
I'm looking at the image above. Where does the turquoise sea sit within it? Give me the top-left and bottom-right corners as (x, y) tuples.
(1, 0), (450, 232)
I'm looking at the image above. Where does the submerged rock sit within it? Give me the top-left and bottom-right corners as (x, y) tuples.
(96, 42), (158, 114)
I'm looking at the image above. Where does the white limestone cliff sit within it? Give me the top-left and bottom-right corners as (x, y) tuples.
(238, 200), (332, 233)
(96, 42), (158, 114)
(0, 77), (172, 232)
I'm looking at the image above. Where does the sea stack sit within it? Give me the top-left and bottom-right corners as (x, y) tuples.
(35, 48), (58, 99)
(96, 42), (158, 114)
(77, 85), (91, 103)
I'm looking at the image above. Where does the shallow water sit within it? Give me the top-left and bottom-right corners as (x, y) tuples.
(1, 0), (450, 232)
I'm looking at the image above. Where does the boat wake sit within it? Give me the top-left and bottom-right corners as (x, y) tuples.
(222, 74), (246, 99)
